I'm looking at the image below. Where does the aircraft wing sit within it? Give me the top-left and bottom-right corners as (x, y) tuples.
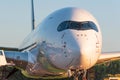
(97, 52), (120, 64)
(0, 47), (19, 51)
(0, 47), (28, 67)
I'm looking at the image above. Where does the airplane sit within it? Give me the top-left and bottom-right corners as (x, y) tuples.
(0, 1), (120, 80)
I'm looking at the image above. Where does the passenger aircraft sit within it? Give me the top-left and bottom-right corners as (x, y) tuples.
(0, 3), (120, 80)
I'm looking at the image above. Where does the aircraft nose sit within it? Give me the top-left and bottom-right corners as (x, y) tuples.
(52, 30), (98, 70)
(69, 30), (96, 69)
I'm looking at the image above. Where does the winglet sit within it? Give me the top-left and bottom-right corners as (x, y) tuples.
(0, 50), (7, 66)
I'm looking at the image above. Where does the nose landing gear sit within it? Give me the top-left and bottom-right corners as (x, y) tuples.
(68, 69), (88, 80)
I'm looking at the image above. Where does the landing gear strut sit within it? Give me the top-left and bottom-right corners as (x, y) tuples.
(74, 70), (87, 80)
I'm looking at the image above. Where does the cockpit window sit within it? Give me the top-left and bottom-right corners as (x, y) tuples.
(57, 21), (98, 32)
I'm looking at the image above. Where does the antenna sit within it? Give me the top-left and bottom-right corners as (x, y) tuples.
(31, 0), (35, 30)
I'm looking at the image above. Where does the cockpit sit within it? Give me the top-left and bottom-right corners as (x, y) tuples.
(57, 21), (98, 32)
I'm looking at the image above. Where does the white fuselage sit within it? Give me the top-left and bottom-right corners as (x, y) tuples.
(18, 7), (102, 77)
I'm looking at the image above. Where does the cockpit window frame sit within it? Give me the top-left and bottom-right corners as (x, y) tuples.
(57, 21), (99, 32)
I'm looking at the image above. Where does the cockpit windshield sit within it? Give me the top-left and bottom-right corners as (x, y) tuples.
(57, 21), (98, 32)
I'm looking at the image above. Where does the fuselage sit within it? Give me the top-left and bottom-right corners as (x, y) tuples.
(10, 7), (102, 78)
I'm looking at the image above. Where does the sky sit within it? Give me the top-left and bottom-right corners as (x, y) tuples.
(0, 0), (120, 52)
